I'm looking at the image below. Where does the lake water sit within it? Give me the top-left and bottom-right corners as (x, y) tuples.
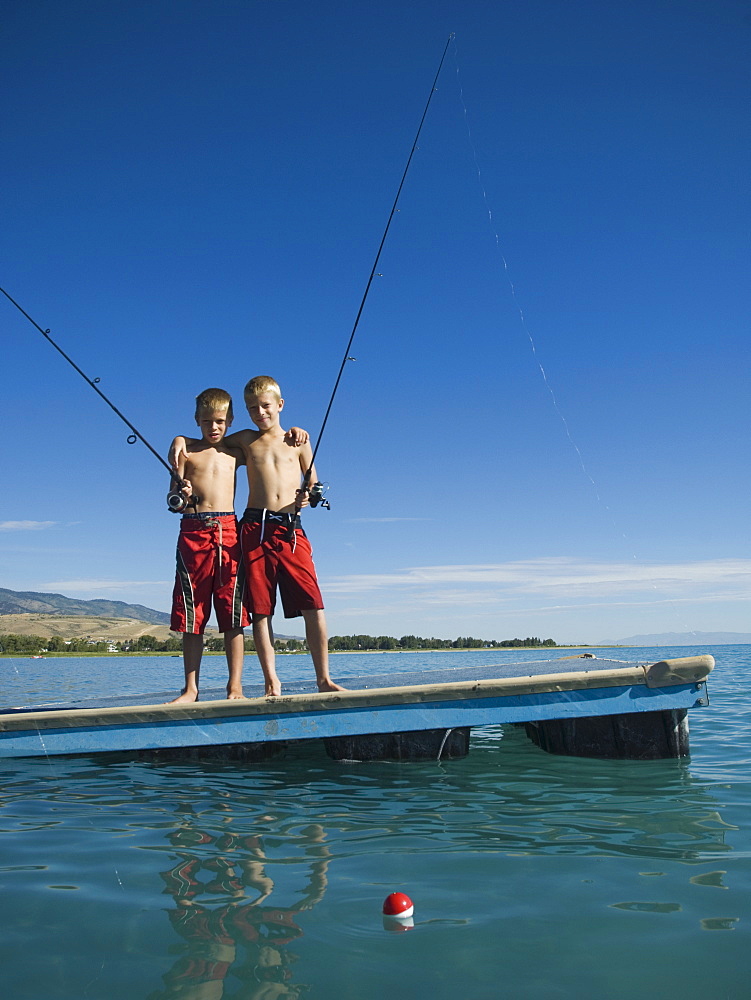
(1, 645), (749, 998)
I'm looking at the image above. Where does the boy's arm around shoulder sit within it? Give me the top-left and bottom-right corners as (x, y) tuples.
(223, 428), (258, 450)
(168, 435), (195, 474)
(287, 426), (309, 446)
(223, 427), (307, 449)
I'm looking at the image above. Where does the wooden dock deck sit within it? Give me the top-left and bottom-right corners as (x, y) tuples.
(0, 654), (713, 761)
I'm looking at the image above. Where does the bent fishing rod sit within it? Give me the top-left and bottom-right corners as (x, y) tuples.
(299, 33), (455, 512)
(0, 285), (196, 510)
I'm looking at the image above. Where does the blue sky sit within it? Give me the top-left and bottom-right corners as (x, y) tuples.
(2, 0), (749, 643)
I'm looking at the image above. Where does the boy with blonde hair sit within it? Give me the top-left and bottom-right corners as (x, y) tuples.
(227, 375), (343, 696)
(168, 388), (248, 703)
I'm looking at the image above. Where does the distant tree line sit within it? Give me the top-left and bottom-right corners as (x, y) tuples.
(0, 633), (298, 654)
(1, 632), (556, 655)
(328, 634), (556, 650)
(0, 633), (185, 654)
(0, 633), (113, 654)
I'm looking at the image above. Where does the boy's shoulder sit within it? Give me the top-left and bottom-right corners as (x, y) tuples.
(177, 435), (203, 452)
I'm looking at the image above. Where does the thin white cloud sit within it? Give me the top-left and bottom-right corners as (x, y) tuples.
(0, 520), (57, 532)
(324, 557), (751, 598)
(332, 591), (751, 619)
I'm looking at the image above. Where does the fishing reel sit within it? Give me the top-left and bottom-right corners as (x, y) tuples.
(167, 485), (202, 514)
(308, 482), (330, 510)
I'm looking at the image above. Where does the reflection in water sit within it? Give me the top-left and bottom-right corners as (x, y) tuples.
(477, 727), (738, 858)
(0, 692), (747, 1000)
(136, 731), (738, 998)
(150, 817), (330, 999)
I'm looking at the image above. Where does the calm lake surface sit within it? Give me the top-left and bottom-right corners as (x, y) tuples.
(1, 645), (749, 999)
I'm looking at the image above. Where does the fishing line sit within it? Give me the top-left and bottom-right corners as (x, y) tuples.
(450, 42), (700, 636)
(450, 43), (608, 514)
(1, 285), (180, 484)
(303, 33), (455, 489)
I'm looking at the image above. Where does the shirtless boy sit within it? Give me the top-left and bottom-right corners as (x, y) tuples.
(226, 376), (343, 696)
(169, 389), (312, 698)
(168, 388), (249, 703)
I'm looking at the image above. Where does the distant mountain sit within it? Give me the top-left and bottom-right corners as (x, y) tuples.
(597, 631), (751, 647)
(0, 587), (304, 640)
(0, 587), (170, 626)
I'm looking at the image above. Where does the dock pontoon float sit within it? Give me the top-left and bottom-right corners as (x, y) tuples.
(0, 654), (713, 761)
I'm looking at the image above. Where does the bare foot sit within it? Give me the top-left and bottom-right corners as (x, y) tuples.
(265, 677), (282, 697)
(317, 679), (346, 693)
(226, 688), (245, 700)
(167, 690), (199, 704)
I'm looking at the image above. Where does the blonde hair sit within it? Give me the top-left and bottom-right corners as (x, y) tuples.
(195, 387), (233, 421)
(244, 376), (282, 401)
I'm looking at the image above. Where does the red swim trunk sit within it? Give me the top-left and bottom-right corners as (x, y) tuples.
(240, 509), (323, 619)
(171, 513), (250, 634)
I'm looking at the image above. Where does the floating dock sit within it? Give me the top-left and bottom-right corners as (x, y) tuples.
(0, 654), (713, 761)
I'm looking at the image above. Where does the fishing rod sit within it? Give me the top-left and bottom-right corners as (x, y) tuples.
(0, 285), (197, 510)
(299, 33), (455, 513)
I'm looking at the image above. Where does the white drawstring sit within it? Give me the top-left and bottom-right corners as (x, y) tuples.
(250, 508), (296, 550)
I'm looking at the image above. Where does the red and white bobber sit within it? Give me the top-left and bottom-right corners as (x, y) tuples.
(382, 892), (414, 919)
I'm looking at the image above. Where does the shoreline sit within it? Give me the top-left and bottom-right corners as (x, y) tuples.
(1, 645), (622, 659)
